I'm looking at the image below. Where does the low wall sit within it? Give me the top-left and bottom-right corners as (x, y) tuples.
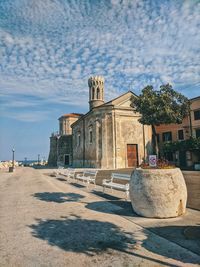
(183, 171), (200, 211)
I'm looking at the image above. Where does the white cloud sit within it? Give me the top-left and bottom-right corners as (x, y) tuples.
(0, 0), (199, 121)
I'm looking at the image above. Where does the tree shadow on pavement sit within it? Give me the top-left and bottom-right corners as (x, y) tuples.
(30, 215), (134, 256)
(29, 215), (199, 266)
(32, 192), (85, 203)
(91, 190), (121, 201)
(86, 201), (200, 260)
(86, 200), (137, 217)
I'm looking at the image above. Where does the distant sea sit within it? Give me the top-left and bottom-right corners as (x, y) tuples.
(18, 160), (39, 165)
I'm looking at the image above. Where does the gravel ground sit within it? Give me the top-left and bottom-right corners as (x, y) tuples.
(0, 167), (199, 267)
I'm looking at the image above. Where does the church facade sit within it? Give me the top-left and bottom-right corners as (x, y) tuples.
(48, 76), (152, 169)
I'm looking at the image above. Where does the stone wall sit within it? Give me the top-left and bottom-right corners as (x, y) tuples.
(59, 116), (80, 135)
(72, 109), (110, 168)
(48, 136), (58, 166)
(114, 110), (152, 168)
(72, 106), (152, 169)
(57, 135), (73, 166)
(183, 171), (200, 210)
(48, 135), (72, 167)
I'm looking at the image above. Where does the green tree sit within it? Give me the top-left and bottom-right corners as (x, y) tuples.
(131, 84), (190, 155)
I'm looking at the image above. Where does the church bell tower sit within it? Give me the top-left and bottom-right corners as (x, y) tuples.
(88, 76), (104, 110)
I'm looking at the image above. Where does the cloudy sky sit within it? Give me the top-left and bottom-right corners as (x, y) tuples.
(0, 0), (199, 160)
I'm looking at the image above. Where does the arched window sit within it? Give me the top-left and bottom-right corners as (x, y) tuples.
(88, 124), (93, 144)
(77, 131), (81, 146)
(92, 87), (95, 99)
(89, 129), (93, 143)
(97, 87), (100, 99)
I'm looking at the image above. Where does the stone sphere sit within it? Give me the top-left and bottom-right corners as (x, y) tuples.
(129, 168), (187, 218)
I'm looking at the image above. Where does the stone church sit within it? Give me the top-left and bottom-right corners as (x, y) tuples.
(48, 76), (152, 169)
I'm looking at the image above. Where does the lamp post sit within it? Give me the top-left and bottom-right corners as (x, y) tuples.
(12, 148), (15, 169)
(9, 148), (15, 172)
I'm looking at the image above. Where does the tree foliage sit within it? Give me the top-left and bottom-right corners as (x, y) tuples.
(131, 84), (189, 126)
(131, 84), (190, 155)
(162, 137), (200, 152)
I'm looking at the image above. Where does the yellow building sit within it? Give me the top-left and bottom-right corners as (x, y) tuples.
(156, 96), (200, 169)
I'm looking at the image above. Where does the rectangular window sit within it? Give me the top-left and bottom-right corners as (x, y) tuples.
(194, 110), (200, 120)
(196, 129), (200, 138)
(89, 130), (93, 143)
(162, 131), (172, 142)
(178, 130), (184, 140)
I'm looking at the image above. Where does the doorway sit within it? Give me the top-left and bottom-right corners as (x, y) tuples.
(179, 151), (186, 168)
(127, 144), (138, 167)
(64, 154), (70, 166)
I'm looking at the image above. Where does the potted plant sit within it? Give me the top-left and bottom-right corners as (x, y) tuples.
(130, 85), (189, 218)
(129, 159), (187, 218)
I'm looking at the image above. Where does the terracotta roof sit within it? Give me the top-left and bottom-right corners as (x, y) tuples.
(190, 96), (200, 101)
(59, 113), (83, 119)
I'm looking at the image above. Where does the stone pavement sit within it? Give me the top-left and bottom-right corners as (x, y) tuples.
(49, 169), (200, 255)
(0, 167), (199, 267)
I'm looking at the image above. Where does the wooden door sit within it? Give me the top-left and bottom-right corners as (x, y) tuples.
(127, 144), (138, 167)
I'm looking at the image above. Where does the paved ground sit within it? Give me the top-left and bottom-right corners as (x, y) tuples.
(0, 167), (200, 267)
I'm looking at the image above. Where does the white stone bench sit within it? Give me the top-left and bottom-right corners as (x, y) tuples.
(65, 168), (76, 179)
(76, 170), (98, 188)
(59, 168), (69, 177)
(52, 166), (64, 176)
(57, 168), (76, 180)
(102, 173), (131, 199)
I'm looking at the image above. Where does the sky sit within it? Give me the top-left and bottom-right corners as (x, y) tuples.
(0, 0), (200, 161)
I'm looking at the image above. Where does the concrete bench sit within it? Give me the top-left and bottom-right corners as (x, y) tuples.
(76, 170), (98, 188)
(51, 166), (64, 176)
(59, 168), (69, 177)
(102, 173), (131, 199)
(57, 168), (77, 179)
(65, 168), (76, 179)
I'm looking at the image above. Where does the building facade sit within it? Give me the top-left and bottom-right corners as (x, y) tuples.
(48, 113), (82, 167)
(72, 76), (152, 169)
(48, 76), (152, 168)
(156, 96), (200, 168)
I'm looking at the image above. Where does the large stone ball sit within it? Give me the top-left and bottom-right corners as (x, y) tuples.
(129, 168), (187, 218)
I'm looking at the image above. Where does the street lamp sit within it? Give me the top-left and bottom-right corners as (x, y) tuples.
(12, 148), (15, 169)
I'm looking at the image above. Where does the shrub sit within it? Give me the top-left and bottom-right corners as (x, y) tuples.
(140, 158), (175, 169)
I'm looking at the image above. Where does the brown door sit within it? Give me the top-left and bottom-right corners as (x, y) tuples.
(127, 144), (138, 167)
